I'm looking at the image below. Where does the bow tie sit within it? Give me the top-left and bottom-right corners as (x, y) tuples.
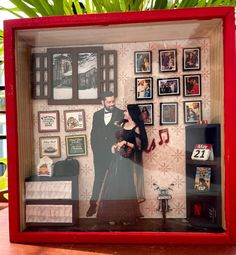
(104, 111), (112, 114)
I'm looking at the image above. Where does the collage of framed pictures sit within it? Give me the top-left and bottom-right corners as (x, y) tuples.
(184, 100), (202, 124)
(135, 77), (153, 100)
(183, 47), (201, 71)
(134, 47), (202, 126)
(39, 136), (61, 158)
(138, 103), (154, 125)
(38, 110), (87, 158)
(134, 51), (152, 74)
(160, 102), (178, 125)
(65, 135), (87, 156)
(38, 111), (60, 132)
(64, 110), (86, 132)
(159, 49), (177, 72)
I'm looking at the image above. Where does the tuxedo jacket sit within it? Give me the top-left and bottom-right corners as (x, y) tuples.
(90, 107), (123, 162)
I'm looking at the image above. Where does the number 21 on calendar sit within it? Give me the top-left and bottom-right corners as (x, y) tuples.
(191, 144), (214, 161)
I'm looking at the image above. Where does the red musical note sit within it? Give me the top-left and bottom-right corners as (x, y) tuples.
(158, 128), (169, 145)
(145, 138), (156, 153)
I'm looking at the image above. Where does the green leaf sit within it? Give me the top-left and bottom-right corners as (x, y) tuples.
(153, 0), (168, 9)
(0, 6), (24, 18)
(119, 0), (128, 11)
(23, 0), (49, 16)
(73, 0), (85, 14)
(195, 0), (207, 7)
(92, 0), (105, 13)
(178, 0), (198, 8)
(53, 0), (65, 15)
(9, 0), (39, 17)
(63, 0), (73, 15)
(38, 0), (54, 15)
(84, 0), (92, 13)
(111, 0), (122, 12)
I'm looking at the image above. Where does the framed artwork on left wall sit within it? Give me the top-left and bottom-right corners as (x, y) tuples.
(38, 111), (60, 132)
(39, 136), (61, 158)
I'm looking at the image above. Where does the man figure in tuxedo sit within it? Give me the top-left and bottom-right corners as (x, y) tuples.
(86, 91), (123, 217)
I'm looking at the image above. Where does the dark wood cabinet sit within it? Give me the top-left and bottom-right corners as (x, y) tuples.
(186, 124), (222, 230)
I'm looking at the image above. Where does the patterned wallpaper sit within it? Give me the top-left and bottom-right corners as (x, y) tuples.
(32, 38), (210, 219)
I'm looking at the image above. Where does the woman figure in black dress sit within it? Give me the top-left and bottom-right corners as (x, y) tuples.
(97, 104), (148, 225)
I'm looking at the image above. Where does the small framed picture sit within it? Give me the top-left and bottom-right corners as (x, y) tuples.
(159, 49), (177, 72)
(183, 74), (201, 97)
(65, 135), (87, 157)
(134, 51), (152, 74)
(157, 77), (180, 96)
(39, 136), (61, 158)
(184, 100), (202, 124)
(138, 103), (154, 125)
(135, 77), (153, 100)
(183, 47), (201, 71)
(64, 110), (86, 132)
(160, 102), (178, 125)
(38, 111), (60, 132)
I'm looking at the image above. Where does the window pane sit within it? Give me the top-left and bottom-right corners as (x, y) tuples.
(101, 68), (106, 80)
(0, 114), (6, 135)
(0, 139), (7, 158)
(101, 54), (106, 67)
(44, 84), (48, 96)
(52, 54), (73, 100)
(0, 65), (4, 86)
(36, 85), (40, 97)
(44, 71), (48, 82)
(0, 90), (5, 112)
(109, 54), (114, 66)
(36, 71), (40, 82)
(109, 82), (114, 93)
(109, 68), (114, 80)
(35, 57), (40, 68)
(78, 52), (98, 99)
(44, 57), (47, 68)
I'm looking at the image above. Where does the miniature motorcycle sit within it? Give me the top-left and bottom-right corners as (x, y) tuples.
(153, 183), (174, 222)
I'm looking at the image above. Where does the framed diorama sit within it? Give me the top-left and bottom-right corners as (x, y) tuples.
(38, 111), (60, 132)
(159, 49), (177, 72)
(183, 47), (201, 71)
(157, 77), (180, 96)
(64, 110), (86, 132)
(160, 102), (178, 125)
(134, 51), (152, 74)
(39, 136), (61, 158)
(183, 74), (201, 97)
(138, 103), (154, 125)
(135, 77), (153, 100)
(184, 100), (202, 124)
(65, 135), (87, 156)
(3, 6), (236, 245)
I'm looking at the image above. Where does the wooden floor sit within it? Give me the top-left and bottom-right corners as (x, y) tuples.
(1, 205), (236, 255)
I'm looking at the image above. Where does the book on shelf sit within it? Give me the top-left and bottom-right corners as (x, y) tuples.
(194, 167), (211, 191)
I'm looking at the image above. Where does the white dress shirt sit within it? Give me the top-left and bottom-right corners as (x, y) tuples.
(104, 111), (112, 125)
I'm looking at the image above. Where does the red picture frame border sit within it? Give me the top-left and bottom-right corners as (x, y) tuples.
(4, 7), (236, 244)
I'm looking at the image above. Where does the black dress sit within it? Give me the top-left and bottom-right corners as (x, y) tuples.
(96, 127), (143, 224)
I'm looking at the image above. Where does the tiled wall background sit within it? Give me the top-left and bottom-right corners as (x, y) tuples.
(33, 38), (210, 218)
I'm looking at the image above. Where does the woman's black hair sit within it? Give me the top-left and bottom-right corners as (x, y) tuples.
(127, 104), (148, 150)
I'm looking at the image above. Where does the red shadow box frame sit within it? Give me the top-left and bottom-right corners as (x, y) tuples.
(4, 7), (236, 244)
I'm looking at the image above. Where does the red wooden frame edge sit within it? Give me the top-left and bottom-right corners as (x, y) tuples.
(3, 6), (236, 244)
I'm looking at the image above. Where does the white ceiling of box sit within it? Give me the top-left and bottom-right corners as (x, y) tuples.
(16, 18), (222, 47)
